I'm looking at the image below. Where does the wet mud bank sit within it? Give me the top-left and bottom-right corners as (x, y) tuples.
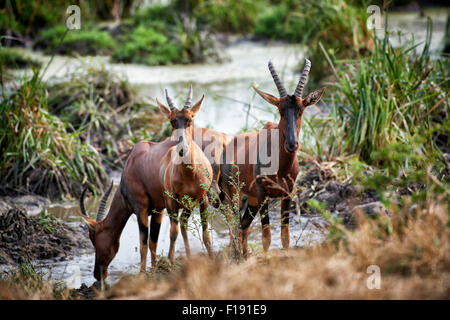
(296, 164), (388, 229)
(0, 198), (90, 265)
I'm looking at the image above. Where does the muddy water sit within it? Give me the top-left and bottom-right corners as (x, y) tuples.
(13, 9), (448, 287)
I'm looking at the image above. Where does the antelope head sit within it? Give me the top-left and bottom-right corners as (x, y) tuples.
(253, 59), (325, 153)
(78, 183), (114, 281)
(156, 85), (205, 159)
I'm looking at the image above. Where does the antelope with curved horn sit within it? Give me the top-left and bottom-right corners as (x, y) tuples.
(221, 59), (325, 257)
(78, 85), (219, 281)
(158, 86), (214, 263)
(78, 182), (121, 280)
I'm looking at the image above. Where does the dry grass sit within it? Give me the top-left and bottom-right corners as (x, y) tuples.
(0, 265), (73, 300)
(1, 196), (448, 300)
(104, 197), (450, 300)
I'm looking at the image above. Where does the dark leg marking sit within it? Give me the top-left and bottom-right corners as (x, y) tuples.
(150, 215), (161, 244)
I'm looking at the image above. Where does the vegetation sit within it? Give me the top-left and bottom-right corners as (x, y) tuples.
(301, 20), (449, 208)
(0, 70), (108, 198)
(34, 26), (116, 56)
(112, 24), (182, 65)
(112, 3), (220, 65)
(102, 197), (449, 299)
(0, 0), (142, 39)
(254, 0), (372, 83)
(45, 64), (166, 169)
(191, 0), (261, 33)
(0, 47), (41, 69)
(0, 263), (72, 299)
(326, 21), (449, 164)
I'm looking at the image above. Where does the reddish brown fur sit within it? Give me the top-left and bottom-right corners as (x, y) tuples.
(221, 86), (325, 257)
(159, 108), (214, 263)
(80, 95), (226, 281)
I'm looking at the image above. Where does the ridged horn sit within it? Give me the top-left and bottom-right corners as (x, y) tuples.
(79, 185), (89, 217)
(96, 183), (113, 222)
(165, 89), (177, 110)
(184, 84), (193, 109)
(294, 58), (311, 98)
(268, 60), (287, 98)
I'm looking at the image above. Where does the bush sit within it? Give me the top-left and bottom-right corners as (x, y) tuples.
(112, 3), (221, 65)
(0, 70), (108, 199)
(254, 2), (302, 42)
(112, 25), (182, 65)
(46, 65), (165, 169)
(0, 47), (41, 69)
(193, 0), (261, 33)
(34, 26), (116, 56)
(328, 20), (449, 164)
(254, 0), (371, 83)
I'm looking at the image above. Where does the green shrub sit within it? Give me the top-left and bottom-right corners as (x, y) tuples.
(254, 0), (371, 83)
(133, 4), (178, 27)
(112, 25), (182, 65)
(34, 26), (116, 56)
(254, 3), (302, 41)
(0, 70), (108, 199)
(0, 0), (67, 38)
(46, 64), (165, 169)
(327, 20), (449, 165)
(0, 47), (41, 69)
(193, 0), (261, 33)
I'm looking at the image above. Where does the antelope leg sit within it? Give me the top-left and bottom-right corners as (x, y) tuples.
(149, 209), (164, 266)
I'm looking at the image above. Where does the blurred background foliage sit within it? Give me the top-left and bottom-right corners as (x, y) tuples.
(1, 0), (449, 202)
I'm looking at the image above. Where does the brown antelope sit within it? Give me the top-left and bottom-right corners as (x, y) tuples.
(158, 86), (214, 263)
(192, 127), (229, 207)
(221, 59), (325, 257)
(78, 86), (223, 281)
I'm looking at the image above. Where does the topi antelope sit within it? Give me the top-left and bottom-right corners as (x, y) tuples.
(221, 59), (325, 257)
(78, 86), (219, 281)
(157, 86), (214, 263)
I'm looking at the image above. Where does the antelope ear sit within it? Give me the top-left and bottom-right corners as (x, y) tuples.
(156, 98), (171, 118)
(303, 87), (326, 107)
(191, 94), (205, 116)
(78, 211), (102, 232)
(253, 86), (280, 106)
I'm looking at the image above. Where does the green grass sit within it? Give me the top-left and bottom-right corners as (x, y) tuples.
(111, 3), (220, 65)
(0, 47), (41, 69)
(34, 26), (116, 56)
(112, 25), (182, 65)
(300, 18), (449, 208)
(254, 0), (371, 83)
(193, 0), (261, 33)
(0, 69), (108, 199)
(45, 64), (165, 169)
(327, 20), (449, 164)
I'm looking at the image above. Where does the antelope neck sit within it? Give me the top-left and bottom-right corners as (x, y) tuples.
(101, 197), (130, 241)
(174, 127), (198, 168)
(277, 115), (302, 169)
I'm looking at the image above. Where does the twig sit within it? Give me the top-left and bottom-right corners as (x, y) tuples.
(420, 92), (449, 121)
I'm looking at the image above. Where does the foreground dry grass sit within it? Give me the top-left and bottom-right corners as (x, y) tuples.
(106, 198), (450, 300)
(1, 197), (448, 300)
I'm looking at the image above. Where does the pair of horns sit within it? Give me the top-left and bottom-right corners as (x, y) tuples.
(165, 84), (193, 110)
(269, 58), (311, 98)
(80, 182), (113, 222)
